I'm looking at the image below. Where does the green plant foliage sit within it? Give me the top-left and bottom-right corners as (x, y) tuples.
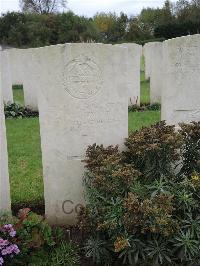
(128, 103), (161, 112)
(172, 230), (199, 262)
(154, 22), (200, 39)
(4, 103), (39, 118)
(0, 209), (79, 266)
(1, 0), (199, 48)
(0, 11), (101, 47)
(84, 237), (110, 265)
(179, 122), (200, 176)
(144, 237), (172, 266)
(79, 121), (200, 265)
(125, 121), (182, 180)
(50, 241), (80, 266)
(118, 237), (145, 265)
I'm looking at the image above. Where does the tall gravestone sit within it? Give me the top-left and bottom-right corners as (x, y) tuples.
(9, 48), (24, 85)
(150, 42), (163, 104)
(34, 43), (129, 225)
(162, 34), (200, 125)
(21, 49), (38, 110)
(118, 43), (142, 105)
(0, 72), (11, 213)
(143, 42), (154, 80)
(144, 42), (162, 80)
(0, 49), (13, 104)
(8, 48), (38, 110)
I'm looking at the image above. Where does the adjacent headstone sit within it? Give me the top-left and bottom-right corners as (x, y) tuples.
(150, 42), (163, 104)
(0, 49), (13, 104)
(34, 43), (129, 225)
(118, 43), (142, 105)
(141, 47), (145, 72)
(9, 48), (24, 85)
(143, 42), (154, 79)
(8, 48), (38, 110)
(21, 49), (38, 110)
(0, 71), (11, 213)
(162, 34), (200, 125)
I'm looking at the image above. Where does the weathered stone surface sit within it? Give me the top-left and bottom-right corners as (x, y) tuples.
(118, 43), (142, 105)
(9, 48), (24, 85)
(34, 43), (129, 225)
(0, 72), (11, 213)
(162, 34), (200, 125)
(143, 42), (154, 79)
(21, 49), (38, 110)
(150, 42), (163, 104)
(8, 48), (38, 110)
(0, 49), (13, 104)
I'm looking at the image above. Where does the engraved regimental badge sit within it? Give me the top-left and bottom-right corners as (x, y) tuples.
(64, 55), (102, 99)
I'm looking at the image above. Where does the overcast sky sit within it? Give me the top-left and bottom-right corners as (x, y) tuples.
(0, 0), (176, 17)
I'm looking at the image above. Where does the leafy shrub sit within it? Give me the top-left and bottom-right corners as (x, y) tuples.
(154, 22), (200, 40)
(179, 122), (200, 177)
(50, 241), (80, 266)
(79, 121), (200, 265)
(0, 209), (80, 265)
(128, 103), (161, 112)
(4, 103), (39, 118)
(147, 103), (161, 111)
(12, 85), (22, 90)
(0, 209), (54, 265)
(0, 223), (20, 265)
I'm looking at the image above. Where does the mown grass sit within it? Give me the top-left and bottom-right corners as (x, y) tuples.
(6, 111), (160, 206)
(13, 85), (24, 105)
(129, 111), (161, 132)
(141, 71), (150, 104)
(6, 118), (44, 206)
(6, 60), (158, 207)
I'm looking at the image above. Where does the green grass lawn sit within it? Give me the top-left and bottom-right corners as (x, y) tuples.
(13, 85), (24, 105)
(6, 63), (158, 207)
(140, 71), (150, 104)
(6, 110), (160, 207)
(129, 111), (160, 132)
(6, 118), (44, 206)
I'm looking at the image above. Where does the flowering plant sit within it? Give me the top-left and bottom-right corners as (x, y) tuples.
(0, 209), (79, 265)
(79, 121), (200, 265)
(0, 224), (20, 265)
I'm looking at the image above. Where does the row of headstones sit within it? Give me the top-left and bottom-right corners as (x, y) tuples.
(1, 41), (175, 111)
(0, 43), (135, 225)
(1, 35), (200, 225)
(143, 42), (163, 104)
(144, 34), (200, 125)
(0, 43), (142, 109)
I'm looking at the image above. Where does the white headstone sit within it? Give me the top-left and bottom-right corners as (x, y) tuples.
(118, 43), (142, 105)
(21, 49), (38, 110)
(162, 34), (200, 125)
(150, 42), (163, 104)
(144, 42), (163, 80)
(9, 48), (24, 85)
(8, 48), (38, 110)
(34, 43), (128, 225)
(0, 50), (13, 104)
(143, 42), (154, 80)
(0, 75), (11, 213)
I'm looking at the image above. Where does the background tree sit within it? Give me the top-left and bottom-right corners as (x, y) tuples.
(93, 12), (118, 41)
(1, 0), (200, 47)
(126, 17), (150, 41)
(20, 0), (67, 14)
(138, 0), (174, 36)
(93, 12), (128, 42)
